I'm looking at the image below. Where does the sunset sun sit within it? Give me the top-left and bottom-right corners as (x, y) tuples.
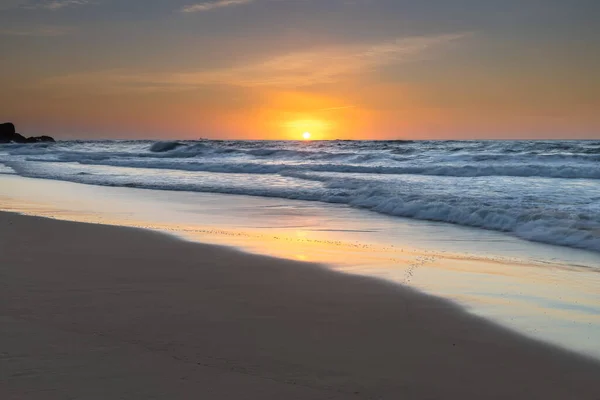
(302, 132), (312, 140)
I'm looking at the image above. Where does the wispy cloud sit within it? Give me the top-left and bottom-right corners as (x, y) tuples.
(166, 33), (467, 87)
(44, 33), (468, 91)
(181, 0), (253, 13)
(0, 25), (73, 36)
(22, 0), (94, 10)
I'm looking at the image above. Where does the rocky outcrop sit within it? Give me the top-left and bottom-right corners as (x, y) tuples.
(0, 123), (17, 143)
(25, 135), (55, 143)
(0, 122), (55, 143)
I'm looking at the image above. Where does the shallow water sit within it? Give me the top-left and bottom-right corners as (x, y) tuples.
(1, 175), (599, 359)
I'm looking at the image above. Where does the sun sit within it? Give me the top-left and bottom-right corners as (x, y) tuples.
(302, 132), (312, 140)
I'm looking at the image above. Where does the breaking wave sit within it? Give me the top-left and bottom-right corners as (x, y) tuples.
(149, 141), (186, 152)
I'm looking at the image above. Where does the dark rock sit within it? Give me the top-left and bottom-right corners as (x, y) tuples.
(1, 122), (15, 134)
(13, 133), (27, 143)
(0, 122), (55, 143)
(25, 135), (55, 143)
(0, 122), (16, 143)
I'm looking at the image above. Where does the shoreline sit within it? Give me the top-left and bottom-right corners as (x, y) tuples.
(1, 174), (600, 360)
(2, 211), (600, 399)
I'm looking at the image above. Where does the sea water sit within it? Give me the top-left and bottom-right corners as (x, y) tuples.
(1, 139), (599, 252)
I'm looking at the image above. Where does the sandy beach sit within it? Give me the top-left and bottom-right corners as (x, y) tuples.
(1, 211), (599, 399)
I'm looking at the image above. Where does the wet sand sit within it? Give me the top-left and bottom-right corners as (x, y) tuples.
(1, 211), (600, 399)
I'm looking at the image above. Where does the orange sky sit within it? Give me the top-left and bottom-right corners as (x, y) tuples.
(1, 0), (599, 139)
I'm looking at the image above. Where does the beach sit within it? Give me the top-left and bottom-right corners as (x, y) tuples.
(3, 0), (599, 397)
(2, 174), (599, 358)
(2, 211), (600, 399)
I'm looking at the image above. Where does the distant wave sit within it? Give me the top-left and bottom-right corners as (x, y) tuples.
(149, 141), (186, 152)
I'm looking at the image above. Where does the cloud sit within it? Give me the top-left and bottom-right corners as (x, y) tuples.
(21, 0), (94, 10)
(0, 25), (73, 36)
(44, 33), (468, 91)
(181, 0), (253, 13)
(0, 1), (25, 11)
(163, 33), (467, 87)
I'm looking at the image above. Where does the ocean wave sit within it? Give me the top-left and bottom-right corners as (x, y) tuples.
(5, 159), (600, 253)
(21, 156), (600, 179)
(7, 139), (600, 165)
(3, 139), (600, 253)
(149, 141), (186, 152)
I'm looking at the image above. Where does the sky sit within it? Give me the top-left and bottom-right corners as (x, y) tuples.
(0, 0), (599, 140)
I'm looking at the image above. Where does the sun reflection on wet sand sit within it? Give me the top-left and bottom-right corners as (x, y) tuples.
(1, 174), (599, 358)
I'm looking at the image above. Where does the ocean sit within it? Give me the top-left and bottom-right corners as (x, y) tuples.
(1, 139), (599, 253)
